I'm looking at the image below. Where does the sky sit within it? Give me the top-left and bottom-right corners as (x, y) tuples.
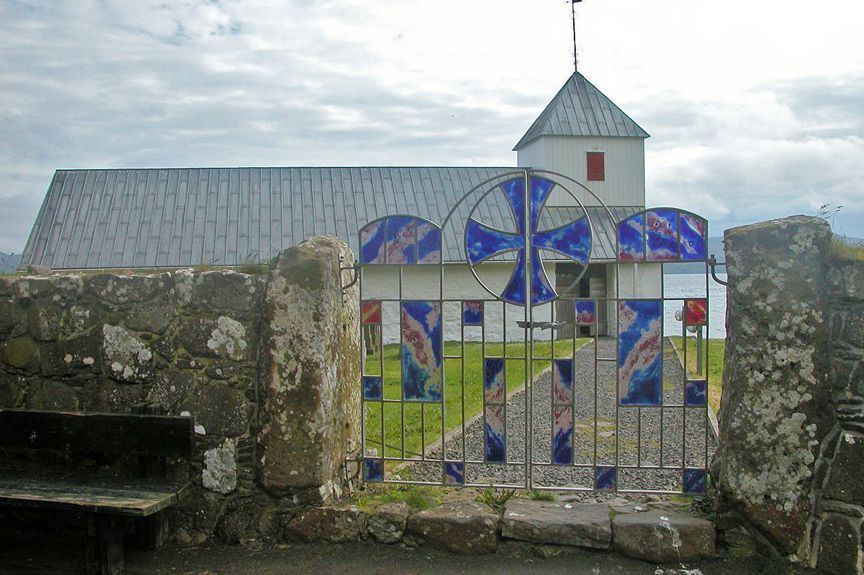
(1, 0), (862, 253)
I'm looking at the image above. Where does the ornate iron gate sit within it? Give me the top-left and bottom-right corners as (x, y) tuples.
(356, 169), (712, 494)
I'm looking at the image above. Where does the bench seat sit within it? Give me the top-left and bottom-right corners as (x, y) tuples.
(0, 472), (187, 516)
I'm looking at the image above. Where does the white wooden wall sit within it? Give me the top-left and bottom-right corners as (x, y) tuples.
(517, 135), (646, 207)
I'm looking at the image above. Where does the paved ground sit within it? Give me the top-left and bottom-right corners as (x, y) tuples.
(122, 542), (801, 575)
(405, 338), (716, 493)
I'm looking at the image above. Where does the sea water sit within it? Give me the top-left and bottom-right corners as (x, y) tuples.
(663, 272), (727, 339)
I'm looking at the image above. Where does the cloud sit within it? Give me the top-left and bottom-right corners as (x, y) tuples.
(639, 73), (864, 236)
(1, 0), (863, 253)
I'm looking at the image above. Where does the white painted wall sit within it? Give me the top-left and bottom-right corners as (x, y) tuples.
(517, 135), (646, 207)
(361, 262), (556, 344)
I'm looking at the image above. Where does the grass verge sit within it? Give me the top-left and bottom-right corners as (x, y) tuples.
(669, 336), (725, 413)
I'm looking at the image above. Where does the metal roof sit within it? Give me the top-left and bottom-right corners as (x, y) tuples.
(514, 72), (650, 150)
(20, 167), (639, 269)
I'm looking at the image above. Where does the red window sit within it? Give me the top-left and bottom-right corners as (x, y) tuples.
(587, 152), (605, 181)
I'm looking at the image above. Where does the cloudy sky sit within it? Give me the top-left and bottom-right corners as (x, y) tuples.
(1, 0), (862, 253)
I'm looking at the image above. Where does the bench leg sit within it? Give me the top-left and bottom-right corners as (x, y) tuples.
(86, 515), (125, 575)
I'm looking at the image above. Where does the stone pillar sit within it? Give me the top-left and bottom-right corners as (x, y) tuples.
(257, 236), (361, 502)
(715, 216), (834, 558)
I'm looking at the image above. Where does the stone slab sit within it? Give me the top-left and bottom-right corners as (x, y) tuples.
(406, 501), (499, 555)
(366, 502), (410, 544)
(612, 509), (715, 563)
(501, 500), (611, 549)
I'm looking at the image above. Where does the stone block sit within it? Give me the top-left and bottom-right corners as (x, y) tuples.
(2, 336), (40, 372)
(817, 513), (863, 575)
(192, 271), (260, 313)
(180, 384), (250, 437)
(842, 307), (864, 350)
(284, 506), (365, 543)
(0, 298), (26, 337)
(501, 500), (611, 549)
(366, 502), (410, 544)
(840, 261), (864, 302)
(406, 501), (499, 555)
(87, 273), (165, 305)
(78, 379), (147, 412)
(26, 380), (79, 411)
(716, 216), (834, 554)
(123, 297), (177, 334)
(175, 316), (253, 361)
(102, 324), (154, 383)
(27, 302), (61, 342)
(203, 439), (238, 495)
(824, 432), (864, 505)
(612, 509), (715, 563)
(147, 369), (194, 413)
(40, 333), (101, 377)
(258, 237), (360, 495)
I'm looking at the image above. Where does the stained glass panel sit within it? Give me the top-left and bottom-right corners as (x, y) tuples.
(462, 301), (484, 326)
(685, 299), (708, 326)
(485, 406), (506, 463)
(363, 376), (382, 401)
(683, 469), (706, 494)
(679, 213), (707, 261)
(365, 459), (384, 482)
(595, 467), (617, 491)
(618, 214), (644, 261)
(401, 301), (443, 402)
(645, 209), (678, 261)
(386, 216), (418, 264)
(484, 358), (505, 404)
(445, 462), (465, 485)
(619, 300), (663, 406)
(553, 406), (573, 465)
(575, 300), (596, 325)
(361, 301), (381, 325)
(552, 359), (573, 405)
(685, 380), (707, 407)
(360, 220), (386, 264)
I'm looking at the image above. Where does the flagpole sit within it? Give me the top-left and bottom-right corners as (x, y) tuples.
(572, 0), (578, 72)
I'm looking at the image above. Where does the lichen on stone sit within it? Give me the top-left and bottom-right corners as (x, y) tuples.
(206, 316), (248, 360)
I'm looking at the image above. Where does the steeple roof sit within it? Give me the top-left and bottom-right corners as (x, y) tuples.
(514, 72), (650, 150)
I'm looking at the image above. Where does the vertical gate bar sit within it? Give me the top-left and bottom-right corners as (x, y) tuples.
(637, 406), (642, 468)
(421, 403), (426, 460)
(359, 265), (366, 466)
(593, 297), (599, 470)
(682, 295), (688, 476)
(704, 260), (710, 471)
(400, 266), (406, 461)
(440, 240), (446, 467)
(549, 302), (556, 467)
(524, 168), (533, 489)
(461, 311), (467, 464)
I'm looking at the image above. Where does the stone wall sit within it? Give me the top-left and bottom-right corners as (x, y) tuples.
(716, 215), (864, 572)
(0, 236), (360, 545)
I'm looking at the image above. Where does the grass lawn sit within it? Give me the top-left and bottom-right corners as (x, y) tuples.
(669, 336), (725, 413)
(364, 338), (589, 462)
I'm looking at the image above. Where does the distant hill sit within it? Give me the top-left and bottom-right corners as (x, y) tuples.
(0, 253), (20, 273)
(664, 237), (725, 274)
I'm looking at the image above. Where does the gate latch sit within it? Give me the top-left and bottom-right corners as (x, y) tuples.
(516, 320), (570, 331)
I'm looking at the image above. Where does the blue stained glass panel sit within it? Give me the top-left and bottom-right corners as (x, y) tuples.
(683, 469), (706, 494)
(363, 376), (382, 401)
(618, 214), (644, 261)
(462, 301), (484, 325)
(386, 216), (417, 264)
(484, 358), (505, 404)
(360, 220), (386, 264)
(685, 380), (707, 406)
(529, 177), (555, 233)
(553, 359), (573, 405)
(619, 300), (663, 406)
(445, 462), (465, 485)
(465, 219), (522, 265)
(595, 467), (617, 491)
(534, 217), (591, 265)
(500, 177), (526, 235)
(485, 406), (506, 463)
(416, 220), (442, 264)
(401, 301), (443, 402)
(575, 300), (597, 325)
(365, 459), (384, 482)
(645, 209), (678, 261)
(553, 406), (573, 465)
(679, 213), (707, 261)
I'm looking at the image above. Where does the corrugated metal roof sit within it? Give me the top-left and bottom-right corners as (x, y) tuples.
(20, 167), (639, 269)
(514, 72), (650, 150)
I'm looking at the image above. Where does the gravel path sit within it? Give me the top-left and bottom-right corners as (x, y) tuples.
(400, 338), (717, 493)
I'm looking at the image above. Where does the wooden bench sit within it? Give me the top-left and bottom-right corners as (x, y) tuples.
(0, 409), (194, 574)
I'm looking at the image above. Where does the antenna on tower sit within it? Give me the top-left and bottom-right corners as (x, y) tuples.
(570, 0), (582, 72)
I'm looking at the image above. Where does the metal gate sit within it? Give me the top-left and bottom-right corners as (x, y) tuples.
(355, 169), (712, 494)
